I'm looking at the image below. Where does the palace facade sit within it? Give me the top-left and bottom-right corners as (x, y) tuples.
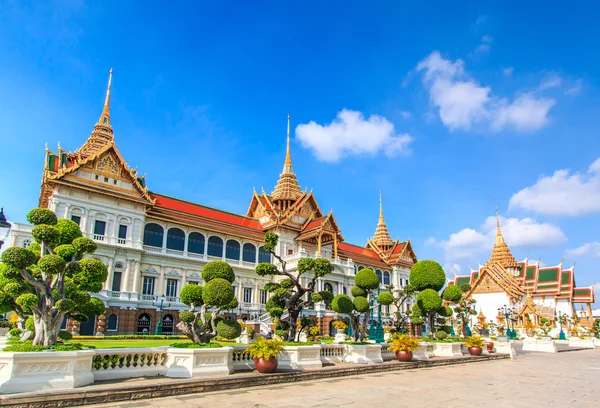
(450, 209), (595, 335)
(8, 71), (417, 336)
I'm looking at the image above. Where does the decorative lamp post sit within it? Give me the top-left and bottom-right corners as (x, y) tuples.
(368, 287), (385, 343)
(153, 296), (171, 335)
(0, 208), (11, 250)
(499, 305), (517, 339)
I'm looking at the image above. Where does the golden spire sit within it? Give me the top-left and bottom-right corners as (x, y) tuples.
(372, 190), (393, 247)
(488, 199), (518, 269)
(272, 114), (302, 202)
(79, 69), (115, 157)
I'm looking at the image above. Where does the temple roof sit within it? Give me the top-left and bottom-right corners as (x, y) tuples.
(78, 69), (115, 158)
(337, 242), (389, 268)
(371, 191), (393, 247)
(272, 115), (302, 201)
(487, 203), (519, 269)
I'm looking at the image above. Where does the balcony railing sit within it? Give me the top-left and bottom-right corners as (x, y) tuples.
(141, 294), (156, 301)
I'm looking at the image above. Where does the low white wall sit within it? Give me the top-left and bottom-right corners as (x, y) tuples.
(431, 342), (463, 357)
(522, 338), (557, 353)
(568, 337), (596, 349)
(91, 348), (168, 381)
(320, 344), (346, 364)
(343, 344), (383, 364)
(165, 347), (234, 378)
(279, 345), (322, 370)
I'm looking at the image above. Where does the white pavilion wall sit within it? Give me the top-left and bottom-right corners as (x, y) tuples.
(472, 292), (511, 326)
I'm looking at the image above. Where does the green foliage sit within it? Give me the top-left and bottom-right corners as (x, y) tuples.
(17, 293), (39, 310)
(180, 284), (204, 306)
(331, 294), (353, 314)
(58, 330), (73, 341)
(32, 225), (60, 246)
(38, 254), (66, 275)
(280, 278), (293, 289)
(79, 298), (106, 316)
(25, 316), (35, 332)
(245, 337), (284, 360)
(169, 342), (222, 348)
(202, 260), (235, 283)
(388, 334), (421, 352)
(71, 313), (89, 322)
(1, 247), (38, 269)
(55, 218), (83, 246)
(416, 289), (443, 313)
(460, 283), (472, 293)
(264, 282), (280, 292)
(354, 268), (380, 290)
(442, 285), (463, 303)
(27, 208), (58, 226)
(55, 299), (76, 312)
(54, 244), (77, 262)
(27, 242), (41, 256)
(75, 258), (108, 292)
(437, 306), (453, 317)
(411, 303), (424, 317)
(216, 319), (242, 339)
(311, 292), (323, 303)
(263, 231), (279, 252)
(353, 296), (370, 313)
(179, 311), (196, 324)
(226, 297), (239, 310)
(441, 325), (453, 334)
(9, 328), (21, 337)
(378, 292), (394, 306)
(297, 257), (334, 278)
(465, 336), (485, 348)
(3, 341), (85, 352)
(435, 330), (448, 340)
(202, 278), (234, 307)
(70, 291), (91, 305)
(300, 317), (314, 328)
(319, 290), (334, 304)
(409, 260), (446, 292)
(72, 237), (97, 254)
(410, 316), (425, 325)
(255, 262), (278, 277)
(351, 286), (367, 297)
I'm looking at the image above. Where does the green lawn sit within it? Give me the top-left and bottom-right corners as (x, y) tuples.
(70, 339), (193, 349)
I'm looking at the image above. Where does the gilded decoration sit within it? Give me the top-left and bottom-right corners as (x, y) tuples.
(471, 272), (504, 294)
(96, 154), (119, 175)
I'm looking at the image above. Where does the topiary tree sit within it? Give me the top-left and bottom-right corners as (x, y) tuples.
(331, 268), (394, 342)
(409, 260), (455, 339)
(255, 232), (333, 342)
(450, 284), (477, 338)
(383, 282), (416, 331)
(176, 260), (241, 344)
(0, 264), (31, 334)
(0, 208), (108, 346)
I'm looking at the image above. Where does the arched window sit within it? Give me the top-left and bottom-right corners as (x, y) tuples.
(188, 232), (205, 254)
(242, 243), (257, 263)
(324, 282), (334, 294)
(166, 227), (185, 251)
(22, 239), (32, 248)
(107, 314), (118, 331)
(383, 271), (391, 285)
(137, 313), (152, 334)
(226, 240), (241, 260)
(207, 236), (224, 257)
(375, 270), (383, 284)
(343, 286), (347, 294)
(162, 314), (174, 335)
(258, 246), (271, 263)
(353, 265), (358, 275)
(114, 262), (124, 269)
(143, 223), (164, 247)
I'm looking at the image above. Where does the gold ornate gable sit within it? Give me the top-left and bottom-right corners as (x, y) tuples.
(466, 262), (524, 301)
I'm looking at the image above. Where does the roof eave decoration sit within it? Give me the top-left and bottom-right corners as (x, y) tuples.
(465, 262), (525, 301)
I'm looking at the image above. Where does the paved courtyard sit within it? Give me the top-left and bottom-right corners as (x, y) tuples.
(98, 350), (600, 408)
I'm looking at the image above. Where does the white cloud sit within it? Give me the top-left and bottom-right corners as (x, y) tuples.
(566, 79), (583, 96)
(399, 110), (412, 119)
(491, 94), (555, 132)
(503, 67), (514, 76)
(509, 157), (600, 216)
(295, 109), (414, 163)
(474, 44), (491, 54)
(427, 215), (565, 263)
(416, 51), (556, 132)
(538, 74), (563, 91)
(565, 242), (600, 258)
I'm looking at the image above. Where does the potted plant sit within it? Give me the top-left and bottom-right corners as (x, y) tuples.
(465, 336), (485, 356)
(245, 337), (284, 373)
(496, 325), (508, 342)
(309, 326), (321, 342)
(388, 334), (421, 362)
(247, 326), (255, 340)
(486, 339), (494, 353)
(539, 318), (552, 341)
(332, 320), (348, 332)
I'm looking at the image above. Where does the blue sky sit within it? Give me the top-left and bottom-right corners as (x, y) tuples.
(0, 1), (599, 305)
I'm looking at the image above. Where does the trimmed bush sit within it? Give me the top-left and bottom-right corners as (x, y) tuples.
(435, 330), (448, 340)
(38, 254), (66, 275)
(351, 286), (367, 298)
(32, 225), (60, 246)
(460, 283), (472, 293)
(442, 284), (463, 303)
(8, 328), (21, 337)
(416, 289), (443, 313)
(27, 208), (57, 226)
(409, 260), (446, 292)
(203, 278), (234, 307)
(437, 305), (453, 317)
(1, 247), (38, 269)
(202, 260), (235, 283)
(378, 292), (394, 305)
(180, 284), (203, 306)
(56, 219), (83, 246)
(25, 316), (35, 332)
(354, 268), (380, 290)
(332, 294), (353, 314)
(54, 244), (77, 263)
(216, 319), (242, 339)
(58, 330), (73, 341)
(352, 296), (370, 313)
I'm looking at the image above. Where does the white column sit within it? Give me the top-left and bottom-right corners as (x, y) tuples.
(162, 226), (168, 252)
(203, 234), (209, 259)
(253, 280), (259, 305)
(158, 266), (166, 296)
(337, 282), (343, 296)
(181, 269), (188, 288)
(132, 260), (141, 296)
(103, 258), (114, 291)
(183, 231), (189, 256)
(122, 259), (133, 292)
(63, 204), (71, 219)
(82, 209), (90, 235)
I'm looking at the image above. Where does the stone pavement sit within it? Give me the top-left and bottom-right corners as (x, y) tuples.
(96, 349), (600, 408)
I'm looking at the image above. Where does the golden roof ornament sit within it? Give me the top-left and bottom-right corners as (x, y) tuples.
(272, 114), (302, 201)
(79, 69), (114, 157)
(488, 199), (518, 269)
(372, 190), (394, 247)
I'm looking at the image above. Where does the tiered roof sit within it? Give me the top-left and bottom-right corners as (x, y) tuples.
(488, 205), (518, 269)
(271, 115), (302, 202)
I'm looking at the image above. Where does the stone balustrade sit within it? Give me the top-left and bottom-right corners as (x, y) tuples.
(91, 348), (169, 381)
(320, 344), (346, 364)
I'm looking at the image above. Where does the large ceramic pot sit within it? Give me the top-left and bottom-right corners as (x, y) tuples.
(254, 357), (278, 373)
(468, 346), (482, 356)
(486, 341), (494, 353)
(395, 350), (413, 362)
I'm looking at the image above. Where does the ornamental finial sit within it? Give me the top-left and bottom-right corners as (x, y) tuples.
(99, 69), (113, 126)
(283, 114), (293, 173)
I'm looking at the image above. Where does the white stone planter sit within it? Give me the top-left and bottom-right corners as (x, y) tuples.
(522, 338), (557, 353)
(568, 337), (596, 349)
(334, 332), (347, 344)
(279, 345), (322, 370)
(319, 344), (346, 364)
(165, 347), (233, 378)
(494, 341), (516, 359)
(431, 342), (463, 357)
(413, 343), (433, 360)
(0, 350), (95, 394)
(343, 344), (383, 364)
(91, 348), (168, 381)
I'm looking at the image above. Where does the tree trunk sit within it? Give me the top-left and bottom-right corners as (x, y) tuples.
(428, 313), (436, 339)
(287, 309), (300, 342)
(461, 317), (469, 338)
(32, 314), (45, 346)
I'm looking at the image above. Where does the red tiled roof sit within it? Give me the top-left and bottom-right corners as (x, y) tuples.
(338, 242), (381, 260)
(392, 242), (406, 254)
(151, 193), (263, 230)
(304, 217), (325, 231)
